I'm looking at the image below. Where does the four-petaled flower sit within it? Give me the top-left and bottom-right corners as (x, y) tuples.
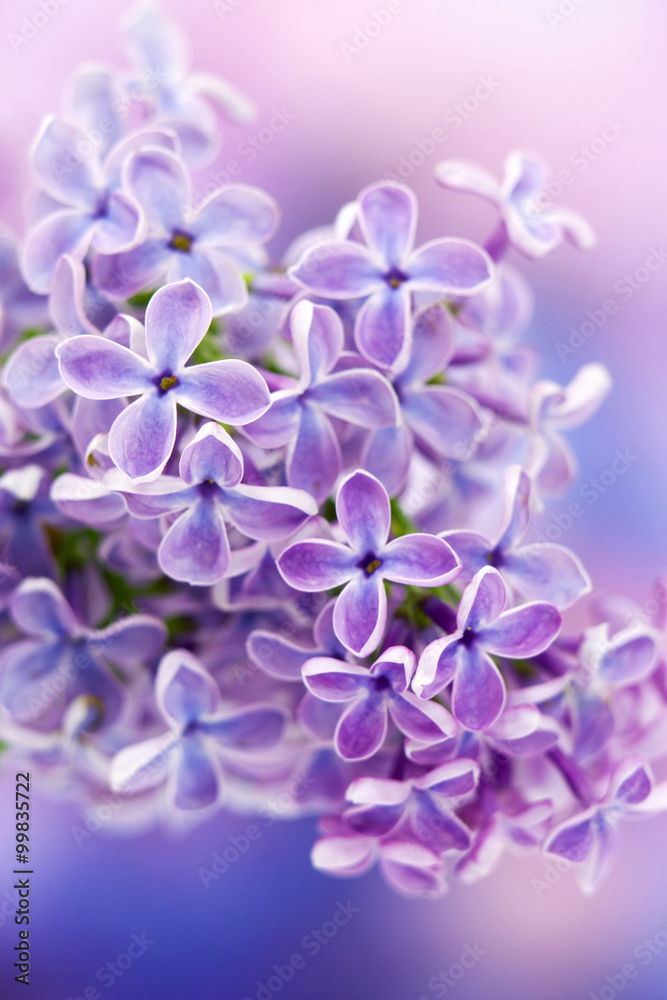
(120, 421), (317, 585)
(414, 566), (562, 730)
(56, 279), (270, 481)
(278, 470), (461, 655)
(110, 649), (285, 810)
(244, 300), (398, 501)
(435, 150), (596, 260)
(289, 181), (493, 372)
(93, 147), (278, 314)
(302, 646), (457, 759)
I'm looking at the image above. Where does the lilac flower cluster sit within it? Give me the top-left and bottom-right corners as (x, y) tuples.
(1, 4), (665, 900)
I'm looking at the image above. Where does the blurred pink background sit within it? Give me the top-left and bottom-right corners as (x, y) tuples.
(1, 2), (666, 998)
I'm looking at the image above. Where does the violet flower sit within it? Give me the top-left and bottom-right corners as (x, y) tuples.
(302, 646), (456, 760)
(289, 181), (493, 371)
(93, 147), (278, 312)
(443, 465), (591, 608)
(56, 279), (270, 480)
(244, 300), (398, 500)
(0, 577), (166, 729)
(414, 566), (562, 730)
(435, 150), (596, 260)
(277, 470), (461, 656)
(119, 421), (317, 585)
(110, 649), (285, 810)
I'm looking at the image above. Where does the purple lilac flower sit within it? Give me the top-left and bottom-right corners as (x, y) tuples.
(278, 470), (461, 656)
(363, 302), (486, 494)
(343, 759), (478, 852)
(527, 363), (612, 494)
(244, 301), (398, 500)
(118, 421), (317, 585)
(122, 3), (256, 169)
(435, 150), (596, 260)
(246, 598), (347, 682)
(414, 566), (562, 730)
(0, 465), (61, 578)
(301, 646), (456, 760)
(545, 757), (659, 891)
(0, 226), (49, 351)
(443, 465), (591, 609)
(289, 182), (493, 371)
(110, 649), (285, 810)
(21, 116), (163, 294)
(0, 577), (166, 729)
(56, 279), (270, 480)
(93, 147), (278, 312)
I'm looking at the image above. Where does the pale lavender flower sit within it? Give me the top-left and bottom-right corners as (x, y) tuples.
(278, 470), (460, 655)
(289, 182), (493, 371)
(244, 301), (398, 501)
(435, 150), (596, 260)
(118, 421), (317, 585)
(56, 279), (270, 480)
(110, 649), (284, 810)
(93, 147), (278, 312)
(414, 566), (562, 730)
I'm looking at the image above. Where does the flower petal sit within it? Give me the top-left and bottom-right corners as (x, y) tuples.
(278, 539), (356, 591)
(333, 573), (386, 657)
(175, 359), (270, 423)
(336, 469), (390, 554)
(452, 645), (505, 731)
(221, 484), (317, 541)
(180, 421), (243, 487)
(200, 706), (284, 751)
(389, 691), (457, 743)
(11, 578), (76, 637)
(291, 300), (344, 383)
(32, 116), (102, 207)
(381, 534), (460, 586)
(156, 649), (220, 725)
(457, 566), (507, 630)
(246, 631), (314, 681)
(144, 278), (212, 371)
(413, 635), (460, 698)
(289, 241), (381, 297)
(242, 391), (301, 449)
(173, 736), (219, 809)
(502, 543), (591, 609)
(57, 336), (152, 399)
(88, 615), (166, 664)
(92, 239), (172, 300)
(354, 284), (412, 371)
(479, 601), (561, 658)
(4, 335), (63, 408)
(335, 692), (388, 759)
(309, 369), (398, 428)
(108, 391), (177, 481)
(402, 385), (484, 459)
(434, 159), (502, 203)
(126, 147), (189, 232)
(408, 238), (493, 294)
(22, 210), (94, 294)
(545, 814), (595, 863)
(286, 404), (341, 503)
(91, 191), (144, 254)
(192, 184), (278, 246)
(358, 182), (417, 265)
(159, 499), (230, 585)
(171, 247), (248, 316)
(302, 658), (370, 702)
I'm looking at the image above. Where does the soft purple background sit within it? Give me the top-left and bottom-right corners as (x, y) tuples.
(1, 0), (666, 997)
